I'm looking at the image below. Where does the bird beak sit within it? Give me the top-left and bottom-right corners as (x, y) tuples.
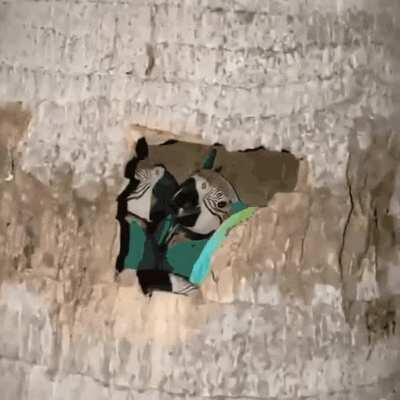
(176, 204), (201, 217)
(171, 187), (185, 202)
(170, 178), (198, 212)
(169, 177), (201, 225)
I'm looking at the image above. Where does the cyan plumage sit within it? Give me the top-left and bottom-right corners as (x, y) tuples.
(189, 205), (256, 285)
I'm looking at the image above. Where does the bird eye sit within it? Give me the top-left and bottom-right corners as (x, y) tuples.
(201, 181), (207, 190)
(217, 201), (227, 208)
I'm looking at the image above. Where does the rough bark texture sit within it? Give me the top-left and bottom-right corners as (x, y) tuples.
(1, 1), (400, 399)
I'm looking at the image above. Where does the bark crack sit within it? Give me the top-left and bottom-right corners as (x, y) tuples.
(145, 43), (155, 77)
(144, 5), (156, 77)
(300, 197), (312, 263)
(5, 145), (15, 182)
(338, 153), (355, 322)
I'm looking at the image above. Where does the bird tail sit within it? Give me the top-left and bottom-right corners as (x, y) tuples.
(202, 148), (217, 170)
(169, 274), (198, 295)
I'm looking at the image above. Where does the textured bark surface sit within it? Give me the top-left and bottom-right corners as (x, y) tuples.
(1, 0), (399, 193)
(1, 0), (400, 399)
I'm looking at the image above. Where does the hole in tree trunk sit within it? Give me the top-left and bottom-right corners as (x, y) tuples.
(115, 138), (299, 295)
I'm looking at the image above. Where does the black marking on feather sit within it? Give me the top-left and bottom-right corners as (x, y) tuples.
(203, 198), (224, 224)
(126, 183), (151, 200)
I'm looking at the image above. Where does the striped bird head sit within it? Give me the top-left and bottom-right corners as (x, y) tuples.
(171, 169), (240, 235)
(127, 164), (178, 224)
(134, 165), (164, 183)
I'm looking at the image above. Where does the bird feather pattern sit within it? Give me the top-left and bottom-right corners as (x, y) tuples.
(126, 166), (162, 222)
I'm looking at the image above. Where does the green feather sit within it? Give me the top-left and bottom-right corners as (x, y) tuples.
(202, 148), (217, 170)
(154, 215), (175, 246)
(189, 205), (257, 285)
(166, 238), (208, 278)
(123, 218), (154, 270)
